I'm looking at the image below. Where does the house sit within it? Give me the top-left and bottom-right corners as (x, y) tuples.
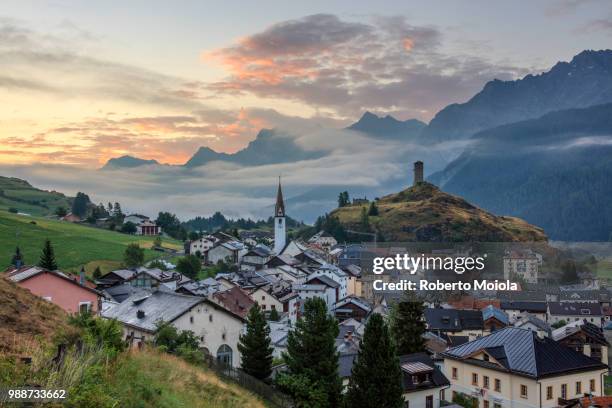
(175, 278), (222, 297)
(548, 302), (604, 327)
(211, 286), (255, 320)
(294, 283), (336, 312)
(207, 241), (247, 265)
(184, 237), (215, 256)
(124, 214), (149, 225)
(400, 353), (450, 408)
(503, 249), (541, 284)
(136, 219), (161, 236)
(102, 289), (245, 367)
(442, 327), (608, 408)
(482, 305), (509, 332)
(240, 246), (273, 271)
(513, 313), (552, 338)
(425, 308), (485, 340)
(250, 284), (285, 314)
(307, 231), (338, 251)
(340, 264), (362, 297)
(307, 264), (348, 300)
(305, 274), (341, 308)
(97, 267), (191, 291)
(552, 320), (609, 364)
(560, 289), (610, 305)
(333, 296), (372, 322)
(60, 213), (81, 223)
(8, 265), (100, 314)
(500, 301), (547, 323)
(279, 292), (300, 324)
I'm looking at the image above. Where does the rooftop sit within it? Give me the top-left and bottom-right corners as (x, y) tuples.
(442, 327), (608, 379)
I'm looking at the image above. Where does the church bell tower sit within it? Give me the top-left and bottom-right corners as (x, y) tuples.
(274, 177), (286, 254)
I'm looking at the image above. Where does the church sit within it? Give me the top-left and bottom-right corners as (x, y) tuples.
(274, 178), (286, 254)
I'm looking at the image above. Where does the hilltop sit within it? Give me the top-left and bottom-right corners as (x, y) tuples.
(331, 182), (547, 242)
(0, 176), (72, 216)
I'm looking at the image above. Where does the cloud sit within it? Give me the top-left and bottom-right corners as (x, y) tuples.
(0, 124), (464, 222)
(204, 14), (526, 121)
(578, 18), (612, 35)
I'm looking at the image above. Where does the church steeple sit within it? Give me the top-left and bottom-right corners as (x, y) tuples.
(274, 177), (286, 254)
(275, 177), (285, 217)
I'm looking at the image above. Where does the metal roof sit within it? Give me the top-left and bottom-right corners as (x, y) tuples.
(442, 327), (608, 379)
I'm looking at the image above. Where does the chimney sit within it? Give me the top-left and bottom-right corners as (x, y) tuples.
(413, 161), (424, 186)
(137, 310), (145, 319)
(79, 267), (86, 286)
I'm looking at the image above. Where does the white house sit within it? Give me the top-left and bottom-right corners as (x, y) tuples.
(102, 290), (246, 367)
(307, 264), (348, 300)
(207, 241), (247, 265)
(186, 237), (216, 256)
(307, 231), (338, 251)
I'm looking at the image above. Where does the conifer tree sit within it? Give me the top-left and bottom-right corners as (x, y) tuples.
(238, 304), (274, 380)
(278, 297), (342, 407)
(11, 246), (24, 268)
(38, 239), (58, 271)
(346, 313), (404, 408)
(391, 291), (426, 355)
(93, 266), (102, 280)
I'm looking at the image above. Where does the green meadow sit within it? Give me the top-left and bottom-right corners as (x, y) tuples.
(0, 211), (182, 276)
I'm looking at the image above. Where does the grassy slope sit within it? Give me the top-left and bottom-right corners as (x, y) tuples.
(108, 350), (266, 408)
(0, 276), (266, 407)
(0, 276), (70, 356)
(0, 210), (181, 274)
(332, 182), (547, 242)
(0, 176), (72, 216)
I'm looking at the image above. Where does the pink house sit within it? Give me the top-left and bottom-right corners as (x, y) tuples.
(7, 266), (101, 314)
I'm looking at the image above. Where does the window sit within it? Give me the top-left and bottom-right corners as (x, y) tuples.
(209, 314), (213, 322)
(452, 367), (458, 379)
(576, 381), (581, 395)
(425, 395), (433, 408)
(190, 316), (194, 324)
(483, 353), (490, 361)
(520, 385), (528, 398)
(412, 375), (419, 384)
(494, 404), (501, 408)
(472, 373), (478, 386)
(494, 379), (501, 392)
(78, 302), (91, 314)
(441, 389), (445, 402)
(483, 401), (489, 408)
(546, 386), (553, 400)
(483, 376), (489, 389)
(561, 384), (567, 399)
(590, 379), (596, 392)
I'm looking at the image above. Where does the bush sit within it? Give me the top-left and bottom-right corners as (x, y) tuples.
(8, 207), (18, 213)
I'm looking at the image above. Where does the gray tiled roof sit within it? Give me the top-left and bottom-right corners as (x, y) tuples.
(442, 327), (607, 379)
(102, 290), (204, 333)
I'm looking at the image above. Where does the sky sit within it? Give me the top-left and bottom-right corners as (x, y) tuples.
(0, 0), (611, 168)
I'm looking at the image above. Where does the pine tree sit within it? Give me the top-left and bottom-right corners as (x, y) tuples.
(278, 297), (342, 407)
(238, 304), (273, 380)
(11, 246), (24, 267)
(346, 313), (404, 408)
(93, 266), (102, 279)
(38, 239), (58, 271)
(390, 291), (426, 355)
(360, 207), (370, 231)
(368, 201), (379, 216)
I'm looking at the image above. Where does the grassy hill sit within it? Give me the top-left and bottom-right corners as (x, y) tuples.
(0, 210), (182, 275)
(0, 276), (70, 356)
(331, 182), (547, 242)
(0, 176), (72, 216)
(0, 276), (266, 407)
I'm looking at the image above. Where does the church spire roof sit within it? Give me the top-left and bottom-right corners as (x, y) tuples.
(275, 177), (285, 217)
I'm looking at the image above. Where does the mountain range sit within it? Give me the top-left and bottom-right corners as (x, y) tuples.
(100, 49), (612, 240)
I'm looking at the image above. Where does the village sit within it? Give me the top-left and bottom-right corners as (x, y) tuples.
(4, 166), (612, 408)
